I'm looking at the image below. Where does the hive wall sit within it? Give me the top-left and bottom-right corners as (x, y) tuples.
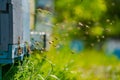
(0, 0), (30, 51)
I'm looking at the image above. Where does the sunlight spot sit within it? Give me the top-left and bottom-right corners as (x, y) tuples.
(97, 39), (101, 42)
(78, 22), (84, 26)
(85, 25), (90, 28)
(70, 71), (77, 74)
(101, 35), (105, 39)
(111, 2), (115, 6)
(106, 19), (110, 23)
(91, 43), (94, 47)
(110, 22), (113, 25)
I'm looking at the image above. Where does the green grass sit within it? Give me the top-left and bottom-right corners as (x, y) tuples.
(4, 47), (120, 80)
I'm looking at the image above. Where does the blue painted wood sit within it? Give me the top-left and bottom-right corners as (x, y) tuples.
(114, 48), (120, 59)
(0, 13), (10, 51)
(0, 1), (13, 51)
(0, 0), (30, 64)
(0, 15), (1, 46)
(70, 40), (84, 53)
(0, 0), (12, 51)
(0, 0), (7, 11)
(106, 39), (120, 55)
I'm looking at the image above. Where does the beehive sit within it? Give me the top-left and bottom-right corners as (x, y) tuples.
(0, 0), (30, 64)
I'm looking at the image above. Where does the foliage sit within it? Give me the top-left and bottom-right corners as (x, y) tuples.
(54, 0), (106, 22)
(53, 0), (120, 47)
(4, 48), (120, 80)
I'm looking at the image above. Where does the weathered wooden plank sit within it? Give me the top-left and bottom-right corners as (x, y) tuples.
(22, 0), (30, 43)
(0, 13), (9, 51)
(0, 0), (7, 11)
(12, 0), (23, 44)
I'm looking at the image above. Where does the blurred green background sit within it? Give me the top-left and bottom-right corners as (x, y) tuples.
(53, 0), (120, 47)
